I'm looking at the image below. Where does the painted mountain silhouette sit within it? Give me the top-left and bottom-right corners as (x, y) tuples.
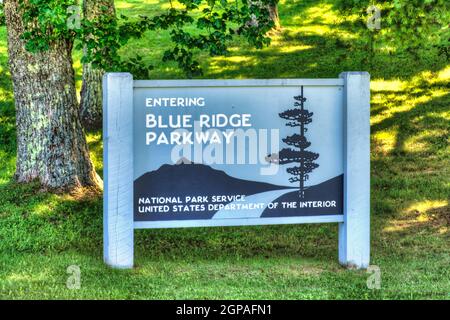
(261, 174), (343, 217)
(134, 159), (293, 221)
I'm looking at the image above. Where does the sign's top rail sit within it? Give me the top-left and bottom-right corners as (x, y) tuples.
(133, 78), (344, 88)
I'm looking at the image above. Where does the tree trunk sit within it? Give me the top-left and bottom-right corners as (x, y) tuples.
(4, 0), (101, 191)
(249, 1), (281, 30)
(79, 0), (116, 130)
(268, 3), (280, 30)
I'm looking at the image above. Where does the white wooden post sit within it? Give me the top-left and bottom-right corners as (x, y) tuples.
(103, 73), (134, 269)
(338, 72), (371, 269)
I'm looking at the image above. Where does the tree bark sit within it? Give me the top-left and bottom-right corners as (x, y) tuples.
(249, 1), (281, 30)
(268, 2), (280, 30)
(79, 0), (116, 130)
(4, 0), (101, 191)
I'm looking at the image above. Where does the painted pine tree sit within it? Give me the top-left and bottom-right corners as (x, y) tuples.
(278, 86), (319, 198)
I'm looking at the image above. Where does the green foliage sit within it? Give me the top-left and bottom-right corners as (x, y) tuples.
(335, 0), (449, 55)
(19, 0), (79, 52)
(385, 0), (449, 53)
(0, 3), (5, 27)
(19, 0), (275, 78)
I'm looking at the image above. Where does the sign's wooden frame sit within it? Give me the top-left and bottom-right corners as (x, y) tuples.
(103, 73), (370, 269)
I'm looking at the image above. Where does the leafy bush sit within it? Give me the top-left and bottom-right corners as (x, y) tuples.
(335, 0), (449, 54)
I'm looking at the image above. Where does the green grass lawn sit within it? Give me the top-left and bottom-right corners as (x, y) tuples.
(0, 0), (449, 299)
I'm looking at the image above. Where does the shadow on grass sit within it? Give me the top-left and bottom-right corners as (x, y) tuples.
(0, 177), (341, 263)
(0, 181), (103, 253)
(203, 26), (448, 81)
(372, 89), (450, 156)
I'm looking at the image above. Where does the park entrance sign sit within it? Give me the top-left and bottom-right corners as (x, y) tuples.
(103, 73), (370, 269)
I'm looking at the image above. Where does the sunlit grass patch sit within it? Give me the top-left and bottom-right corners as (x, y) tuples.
(407, 200), (449, 216)
(371, 79), (407, 92)
(0, 27), (12, 96)
(383, 200), (449, 234)
(403, 129), (447, 154)
(0, 153), (15, 186)
(72, 50), (83, 95)
(209, 55), (257, 75)
(371, 129), (398, 155)
(435, 65), (450, 83)
(370, 63), (449, 158)
(86, 131), (103, 176)
(277, 44), (313, 53)
(115, 0), (163, 15)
